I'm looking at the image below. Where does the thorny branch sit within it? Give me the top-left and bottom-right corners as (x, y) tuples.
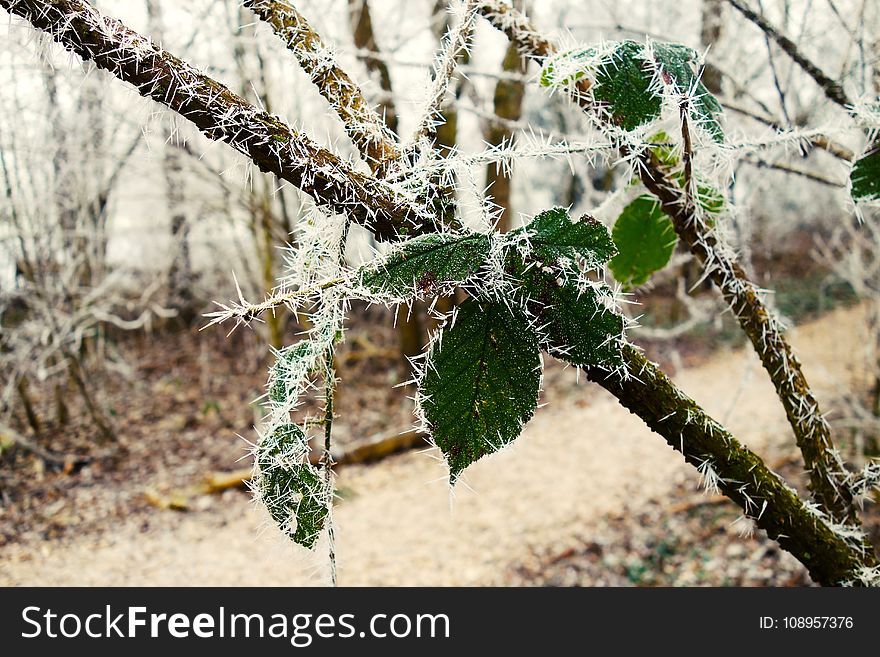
(478, 0), (861, 527)
(587, 345), (876, 586)
(242, 0), (402, 172)
(201, 274), (346, 333)
(722, 102), (855, 161)
(409, 0), (481, 150)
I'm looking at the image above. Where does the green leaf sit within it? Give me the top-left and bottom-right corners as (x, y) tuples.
(594, 41), (662, 131)
(255, 423), (329, 549)
(518, 265), (625, 368)
(539, 46), (596, 88)
(695, 183), (725, 215)
(647, 131), (680, 168)
(359, 232), (491, 298)
(512, 207), (617, 268)
(851, 146), (880, 202)
(541, 41), (724, 141)
(421, 299), (541, 481)
(652, 43), (724, 143)
(609, 196), (678, 288)
(269, 341), (315, 403)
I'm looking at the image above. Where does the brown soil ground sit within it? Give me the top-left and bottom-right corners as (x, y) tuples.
(1, 303), (878, 586)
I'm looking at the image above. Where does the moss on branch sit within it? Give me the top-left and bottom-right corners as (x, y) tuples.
(586, 346), (876, 586)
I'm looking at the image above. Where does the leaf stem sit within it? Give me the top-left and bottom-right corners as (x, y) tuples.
(322, 346), (337, 587)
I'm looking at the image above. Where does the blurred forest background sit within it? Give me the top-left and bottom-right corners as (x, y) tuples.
(1, 0), (879, 585)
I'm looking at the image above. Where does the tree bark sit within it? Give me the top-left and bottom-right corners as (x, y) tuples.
(485, 33), (527, 232)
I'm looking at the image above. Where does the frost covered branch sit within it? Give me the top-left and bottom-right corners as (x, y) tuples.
(723, 102), (855, 161)
(201, 274), (346, 332)
(479, 0), (861, 527)
(586, 345), (876, 586)
(409, 0), (481, 150)
(242, 0), (402, 171)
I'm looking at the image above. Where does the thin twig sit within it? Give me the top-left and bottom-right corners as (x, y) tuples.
(409, 0), (481, 150)
(202, 275), (346, 331)
(725, 0), (853, 109)
(742, 157), (846, 187)
(722, 102), (854, 160)
(322, 347), (337, 587)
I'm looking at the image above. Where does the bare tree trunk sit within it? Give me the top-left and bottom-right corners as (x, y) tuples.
(231, 5), (285, 349)
(485, 16), (527, 232)
(349, 0), (424, 376)
(42, 66), (77, 264)
(146, 0), (195, 323)
(54, 382), (69, 427)
(62, 347), (115, 444)
(16, 376), (41, 434)
(78, 69), (107, 286)
(348, 0), (398, 136)
(700, 0), (724, 94)
(257, 181), (284, 350)
(164, 150), (194, 321)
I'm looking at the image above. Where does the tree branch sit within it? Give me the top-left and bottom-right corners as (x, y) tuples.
(410, 0), (481, 150)
(637, 155), (859, 523)
(722, 102), (855, 161)
(725, 0), (853, 109)
(586, 346), (875, 586)
(242, 0), (454, 231)
(741, 157), (846, 187)
(242, 0), (402, 172)
(478, 0), (859, 525)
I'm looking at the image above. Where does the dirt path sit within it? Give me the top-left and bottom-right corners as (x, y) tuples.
(0, 305), (868, 586)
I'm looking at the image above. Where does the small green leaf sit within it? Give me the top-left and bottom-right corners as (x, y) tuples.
(668, 173), (726, 216)
(541, 41), (724, 141)
(255, 423), (329, 549)
(421, 299), (541, 481)
(851, 146), (880, 202)
(512, 207), (617, 267)
(359, 232), (491, 298)
(695, 183), (725, 215)
(269, 341), (315, 403)
(594, 41), (662, 131)
(609, 196), (678, 288)
(518, 265), (625, 368)
(652, 43), (724, 142)
(540, 46), (596, 88)
(647, 131), (680, 168)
